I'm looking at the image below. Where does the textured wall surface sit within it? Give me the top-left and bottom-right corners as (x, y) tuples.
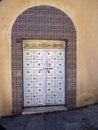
(0, 0), (98, 116)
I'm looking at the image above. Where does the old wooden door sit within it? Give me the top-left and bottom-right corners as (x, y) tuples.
(23, 40), (65, 107)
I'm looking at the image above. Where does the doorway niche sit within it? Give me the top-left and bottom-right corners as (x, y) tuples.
(11, 5), (76, 114)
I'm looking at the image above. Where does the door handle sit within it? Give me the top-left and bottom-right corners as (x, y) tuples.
(44, 68), (53, 69)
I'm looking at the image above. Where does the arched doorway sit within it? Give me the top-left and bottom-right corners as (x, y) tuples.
(11, 5), (76, 114)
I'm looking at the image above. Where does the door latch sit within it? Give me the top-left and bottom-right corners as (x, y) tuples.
(44, 68), (53, 69)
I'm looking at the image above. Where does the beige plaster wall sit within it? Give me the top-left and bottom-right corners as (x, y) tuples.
(0, 0), (98, 116)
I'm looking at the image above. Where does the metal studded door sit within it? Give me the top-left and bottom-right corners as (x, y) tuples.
(23, 40), (65, 107)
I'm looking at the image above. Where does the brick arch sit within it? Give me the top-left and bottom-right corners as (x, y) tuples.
(11, 5), (76, 114)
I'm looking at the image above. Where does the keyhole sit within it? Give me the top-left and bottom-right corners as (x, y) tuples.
(48, 70), (50, 73)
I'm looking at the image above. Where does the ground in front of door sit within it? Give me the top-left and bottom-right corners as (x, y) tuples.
(0, 104), (98, 130)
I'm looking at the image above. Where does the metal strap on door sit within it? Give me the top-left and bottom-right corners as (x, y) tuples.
(23, 40), (66, 107)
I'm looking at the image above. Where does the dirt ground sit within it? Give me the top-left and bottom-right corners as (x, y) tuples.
(0, 104), (98, 130)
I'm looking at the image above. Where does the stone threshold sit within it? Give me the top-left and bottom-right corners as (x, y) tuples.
(22, 106), (67, 115)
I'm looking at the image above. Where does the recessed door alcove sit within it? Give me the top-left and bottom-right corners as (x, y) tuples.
(11, 5), (76, 114)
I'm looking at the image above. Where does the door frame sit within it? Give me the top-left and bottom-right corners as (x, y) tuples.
(23, 40), (66, 107)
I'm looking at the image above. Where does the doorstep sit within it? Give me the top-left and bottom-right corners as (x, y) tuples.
(22, 106), (67, 115)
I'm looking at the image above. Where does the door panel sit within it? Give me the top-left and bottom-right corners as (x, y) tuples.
(45, 49), (65, 105)
(23, 49), (65, 107)
(23, 50), (45, 107)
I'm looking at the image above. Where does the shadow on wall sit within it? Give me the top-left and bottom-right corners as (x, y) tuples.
(78, 92), (97, 107)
